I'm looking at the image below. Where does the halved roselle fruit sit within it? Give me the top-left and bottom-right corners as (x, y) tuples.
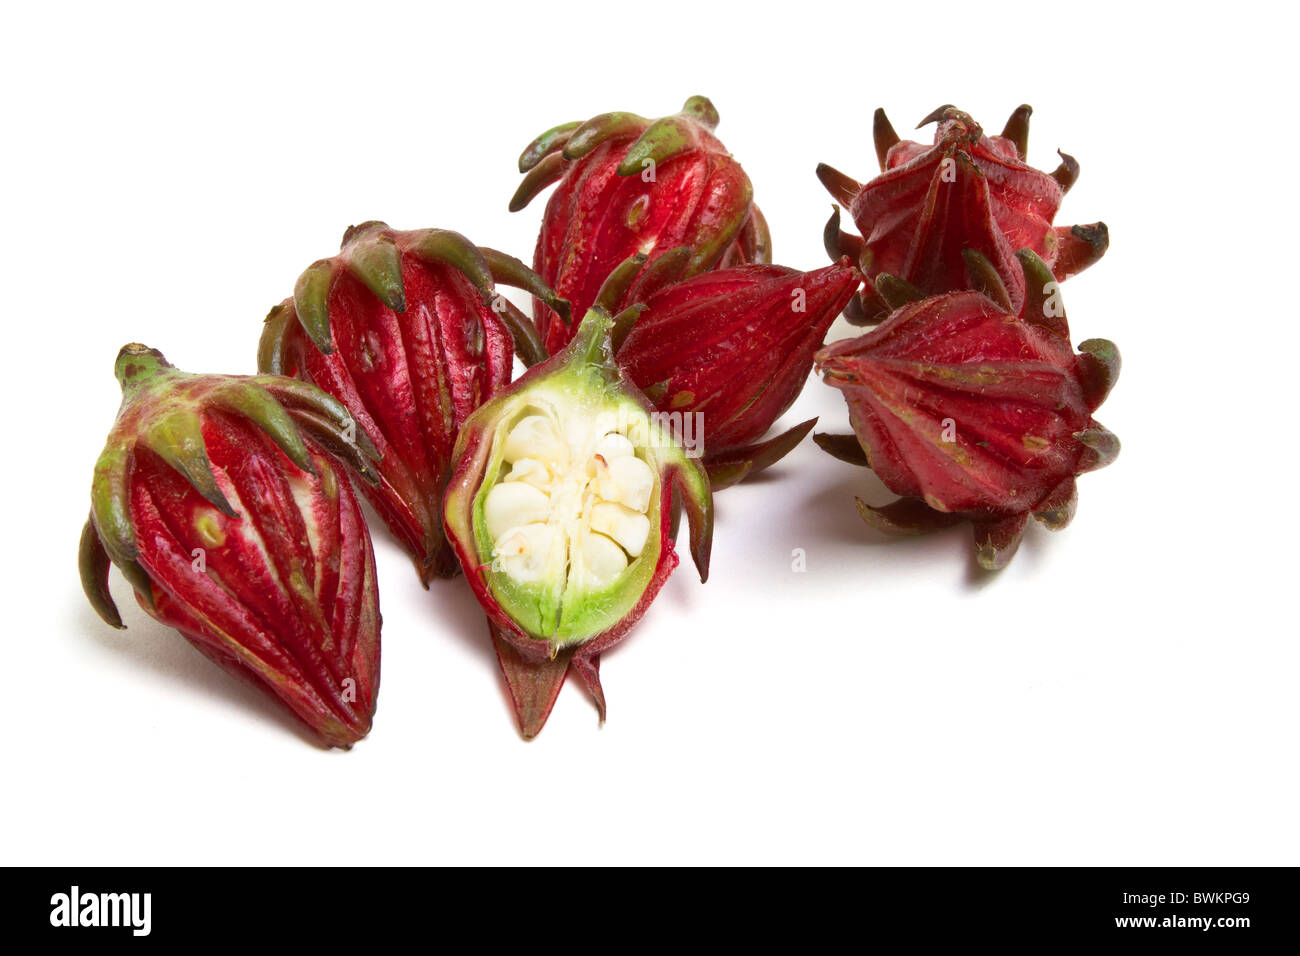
(79, 345), (382, 747)
(442, 280), (712, 739)
(511, 95), (765, 356)
(814, 250), (1120, 569)
(818, 104), (1108, 324)
(259, 221), (566, 583)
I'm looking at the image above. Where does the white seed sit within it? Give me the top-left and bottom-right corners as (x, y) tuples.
(501, 415), (565, 464)
(482, 413), (660, 589)
(506, 457), (551, 488)
(594, 432), (636, 460)
(600, 455), (654, 513)
(590, 502), (651, 557)
(484, 481), (550, 542)
(579, 530), (628, 587)
(495, 523), (557, 583)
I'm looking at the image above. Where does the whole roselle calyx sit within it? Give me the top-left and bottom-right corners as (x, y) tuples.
(614, 252), (861, 488)
(259, 221), (566, 582)
(818, 104), (1108, 324)
(79, 346), (383, 747)
(814, 250), (1121, 570)
(442, 277), (713, 739)
(511, 95), (765, 356)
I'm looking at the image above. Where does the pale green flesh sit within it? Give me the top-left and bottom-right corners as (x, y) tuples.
(471, 372), (671, 649)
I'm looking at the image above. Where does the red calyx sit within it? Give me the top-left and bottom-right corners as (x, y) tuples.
(819, 105), (1108, 325)
(511, 97), (762, 357)
(136, 423), (379, 746)
(81, 348), (382, 747)
(617, 258), (861, 487)
(260, 223), (564, 583)
(814, 250), (1120, 569)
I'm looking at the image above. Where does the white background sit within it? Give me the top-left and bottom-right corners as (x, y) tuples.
(3, 1), (1296, 865)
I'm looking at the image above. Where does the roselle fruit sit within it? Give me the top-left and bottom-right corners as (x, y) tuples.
(259, 221), (567, 583)
(814, 250), (1120, 570)
(613, 252), (861, 488)
(79, 346), (382, 747)
(818, 104), (1108, 324)
(442, 273), (712, 738)
(511, 95), (765, 356)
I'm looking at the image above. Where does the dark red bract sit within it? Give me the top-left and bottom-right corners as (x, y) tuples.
(819, 104), (1108, 324)
(815, 251), (1120, 569)
(617, 258), (861, 487)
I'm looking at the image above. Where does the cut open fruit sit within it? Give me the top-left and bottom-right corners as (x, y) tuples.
(446, 302), (712, 656)
(469, 381), (680, 647)
(484, 412), (655, 589)
(443, 285), (714, 737)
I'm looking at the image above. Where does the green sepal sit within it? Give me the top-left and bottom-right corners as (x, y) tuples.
(565, 302), (620, 374)
(495, 296), (549, 368)
(519, 120), (581, 173)
(594, 252), (648, 313)
(79, 517), (123, 629)
(343, 232), (406, 313)
(629, 246), (692, 304)
(407, 228), (494, 297)
(210, 381), (315, 475)
(671, 458), (712, 583)
(258, 303), (292, 374)
(480, 246), (571, 324)
(256, 376), (382, 479)
(616, 97), (719, 176)
(609, 304), (647, 353)
(562, 111), (647, 160)
(141, 407), (238, 517)
(875, 273), (926, 310)
(91, 440), (138, 561)
(115, 344), (172, 395)
(679, 95), (719, 130)
(1016, 249), (1069, 338)
(963, 248), (1013, 311)
(509, 151), (566, 213)
(618, 115), (695, 176)
(292, 259), (336, 353)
